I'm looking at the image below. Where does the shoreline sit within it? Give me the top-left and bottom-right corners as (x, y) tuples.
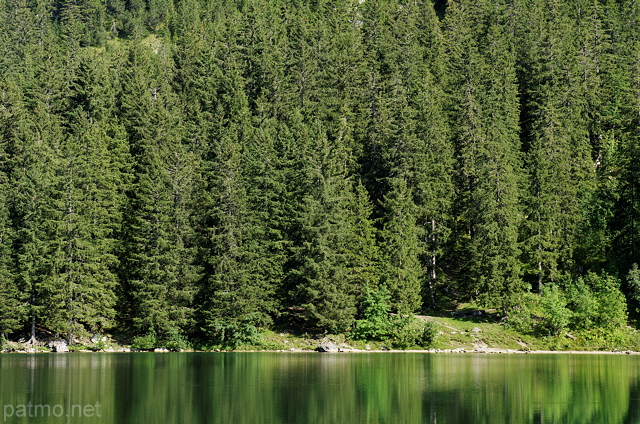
(2, 347), (639, 355)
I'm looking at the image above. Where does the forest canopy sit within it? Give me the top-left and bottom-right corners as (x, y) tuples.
(0, 0), (639, 346)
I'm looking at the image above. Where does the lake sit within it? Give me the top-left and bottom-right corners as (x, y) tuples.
(1, 352), (639, 423)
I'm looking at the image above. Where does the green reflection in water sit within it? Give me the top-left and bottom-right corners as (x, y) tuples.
(1, 353), (640, 423)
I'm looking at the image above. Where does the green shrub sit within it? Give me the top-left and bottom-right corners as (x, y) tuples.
(566, 278), (598, 330)
(389, 316), (438, 349)
(418, 320), (438, 347)
(389, 315), (420, 349)
(628, 264), (640, 307)
(92, 336), (107, 351)
(351, 287), (393, 341)
(584, 272), (627, 330)
(540, 284), (571, 335)
(163, 333), (190, 351)
(131, 333), (157, 350)
(206, 314), (261, 350)
(506, 292), (541, 333)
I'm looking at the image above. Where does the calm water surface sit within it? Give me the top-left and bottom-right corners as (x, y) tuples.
(1, 352), (640, 423)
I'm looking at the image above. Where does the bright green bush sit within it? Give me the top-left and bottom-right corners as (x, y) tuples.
(583, 272), (627, 330)
(565, 278), (598, 330)
(207, 314), (261, 349)
(131, 333), (157, 350)
(506, 292), (541, 333)
(540, 284), (572, 335)
(351, 286), (437, 348)
(163, 333), (191, 351)
(351, 287), (393, 341)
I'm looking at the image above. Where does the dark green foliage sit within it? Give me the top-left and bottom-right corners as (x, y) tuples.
(288, 123), (369, 333)
(628, 264), (640, 308)
(389, 315), (437, 349)
(540, 285), (572, 335)
(379, 178), (422, 314)
(119, 42), (199, 341)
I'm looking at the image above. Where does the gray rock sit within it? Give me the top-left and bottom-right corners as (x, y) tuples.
(317, 342), (339, 352)
(50, 341), (69, 353)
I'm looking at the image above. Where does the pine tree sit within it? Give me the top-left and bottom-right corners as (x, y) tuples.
(199, 122), (279, 336)
(43, 53), (127, 343)
(444, 2), (525, 307)
(520, 0), (595, 290)
(0, 87), (23, 337)
(289, 123), (366, 332)
(361, 0), (454, 309)
(119, 42), (199, 340)
(5, 56), (67, 342)
(379, 177), (422, 314)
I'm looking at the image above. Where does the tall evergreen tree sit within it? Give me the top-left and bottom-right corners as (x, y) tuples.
(445, 2), (526, 307)
(362, 0), (454, 309)
(119, 43), (199, 340)
(379, 177), (422, 314)
(42, 54), (128, 343)
(5, 55), (67, 342)
(0, 82), (23, 337)
(519, 0), (595, 289)
(289, 122), (375, 332)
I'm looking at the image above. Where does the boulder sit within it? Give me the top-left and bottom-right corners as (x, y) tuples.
(50, 341), (69, 353)
(317, 342), (339, 352)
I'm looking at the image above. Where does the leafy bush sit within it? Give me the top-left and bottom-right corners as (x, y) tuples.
(351, 287), (392, 341)
(131, 333), (157, 350)
(163, 333), (191, 351)
(583, 272), (627, 330)
(389, 315), (421, 349)
(506, 292), (541, 333)
(206, 314), (261, 350)
(540, 284), (571, 335)
(507, 272), (628, 338)
(628, 264), (640, 307)
(390, 316), (438, 349)
(418, 320), (438, 347)
(565, 278), (598, 330)
(351, 286), (437, 348)
(92, 336), (107, 351)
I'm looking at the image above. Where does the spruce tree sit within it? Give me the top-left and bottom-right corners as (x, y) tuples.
(6, 59), (66, 342)
(520, 0), (595, 289)
(43, 53), (127, 343)
(361, 0), (454, 309)
(0, 90), (23, 337)
(379, 177), (422, 314)
(119, 42), (199, 341)
(444, 2), (526, 308)
(289, 122), (369, 332)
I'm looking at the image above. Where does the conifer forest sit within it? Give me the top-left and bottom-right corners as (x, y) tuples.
(1, 0), (640, 347)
